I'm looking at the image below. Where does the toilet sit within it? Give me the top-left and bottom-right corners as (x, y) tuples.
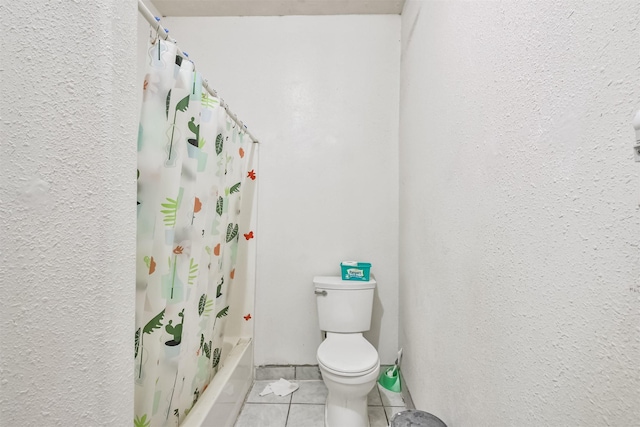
(313, 276), (380, 427)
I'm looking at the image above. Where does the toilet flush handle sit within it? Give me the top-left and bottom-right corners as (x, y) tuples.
(314, 290), (327, 296)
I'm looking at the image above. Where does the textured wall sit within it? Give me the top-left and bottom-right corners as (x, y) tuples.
(399, 1), (640, 425)
(161, 15), (401, 365)
(0, 1), (137, 425)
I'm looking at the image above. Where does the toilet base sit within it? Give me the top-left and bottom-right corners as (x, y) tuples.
(324, 393), (370, 427)
(319, 364), (380, 427)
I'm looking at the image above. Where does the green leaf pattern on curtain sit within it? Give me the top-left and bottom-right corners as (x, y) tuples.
(135, 39), (254, 427)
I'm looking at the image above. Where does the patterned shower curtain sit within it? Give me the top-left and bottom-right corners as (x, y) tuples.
(135, 39), (255, 427)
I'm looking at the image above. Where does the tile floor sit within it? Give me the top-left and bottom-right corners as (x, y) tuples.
(234, 366), (407, 427)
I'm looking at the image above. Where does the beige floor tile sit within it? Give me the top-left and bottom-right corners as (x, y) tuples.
(286, 404), (324, 427)
(234, 403), (288, 427)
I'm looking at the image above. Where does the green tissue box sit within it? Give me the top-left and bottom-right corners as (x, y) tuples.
(340, 262), (371, 281)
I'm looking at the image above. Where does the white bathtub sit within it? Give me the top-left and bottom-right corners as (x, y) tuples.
(181, 338), (254, 427)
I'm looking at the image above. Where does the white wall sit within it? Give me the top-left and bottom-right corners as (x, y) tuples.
(161, 15), (401, 365)
(0, 1), (137, 426)
(399, 1), (640, 425)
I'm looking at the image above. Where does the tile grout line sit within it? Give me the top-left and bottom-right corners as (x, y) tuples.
(284, 365), (293, 426)
(377, 384), (390, 425)
(283, 393), (292, 427)
(284, 366), (297, 427)
(291, 401), (326, 406)
(284, 364), (292, 426)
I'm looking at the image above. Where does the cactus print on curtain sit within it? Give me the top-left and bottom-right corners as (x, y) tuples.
(135, 38), (254, 427)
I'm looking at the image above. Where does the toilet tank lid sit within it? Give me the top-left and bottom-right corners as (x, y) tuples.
(313, 276), (376, 290)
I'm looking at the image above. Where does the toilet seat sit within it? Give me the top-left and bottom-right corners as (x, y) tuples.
(317, 334), (379, 377)
(319, 359), (379, 378)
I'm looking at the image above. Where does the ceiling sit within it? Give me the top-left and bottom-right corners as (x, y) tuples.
(151, 0), (405, 17)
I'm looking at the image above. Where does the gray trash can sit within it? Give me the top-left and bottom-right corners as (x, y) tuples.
(389, 409), (447, 427)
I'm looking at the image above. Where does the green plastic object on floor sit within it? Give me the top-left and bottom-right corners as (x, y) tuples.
(378, 364), (402, 392)
(378, 348), (403, 393)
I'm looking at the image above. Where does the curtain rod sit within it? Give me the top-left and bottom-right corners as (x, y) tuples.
(137, 0), (260, 144)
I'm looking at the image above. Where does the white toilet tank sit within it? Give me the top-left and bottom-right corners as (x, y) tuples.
(313, 276), (376, 333)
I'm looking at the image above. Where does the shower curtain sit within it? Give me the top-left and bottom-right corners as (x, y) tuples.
(135, 39), (254, 427)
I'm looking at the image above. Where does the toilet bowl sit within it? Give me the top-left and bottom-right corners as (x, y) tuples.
(317, 333), (380, 427)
